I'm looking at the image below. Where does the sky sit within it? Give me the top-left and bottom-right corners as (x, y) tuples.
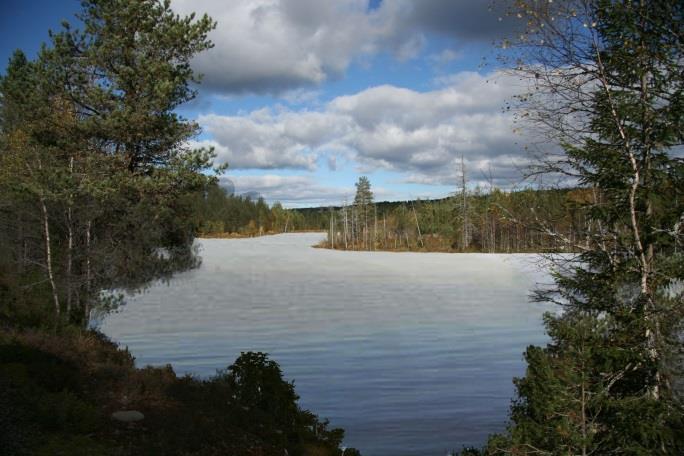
(1, 0), (534, 207)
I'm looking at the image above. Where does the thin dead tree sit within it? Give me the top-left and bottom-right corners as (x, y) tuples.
(460, 155), (469, 250)
(343, 197), (348, 249)
(374, 204), (378, 251)
(411, 202), (424, 248)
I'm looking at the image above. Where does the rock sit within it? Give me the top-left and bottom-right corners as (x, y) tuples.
(111, 410), (145, 423)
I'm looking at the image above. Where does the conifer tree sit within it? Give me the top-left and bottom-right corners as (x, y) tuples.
(0, 0), (217, 327)
(488, 1), (684, 453)
(354, 176), (373, 249)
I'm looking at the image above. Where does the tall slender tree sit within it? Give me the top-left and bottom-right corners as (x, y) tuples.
(354, 176), (374, 249)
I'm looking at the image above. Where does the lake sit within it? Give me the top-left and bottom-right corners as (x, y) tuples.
(100, 232), (552, 455)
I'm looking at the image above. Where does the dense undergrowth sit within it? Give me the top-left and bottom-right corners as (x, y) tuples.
(0, 328), (357, 456)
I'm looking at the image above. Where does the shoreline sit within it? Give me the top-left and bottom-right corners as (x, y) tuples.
(195, 230), (575, 255)
(198, 230), (324, 239)
(312, 240), (566, 255)
(199, 232), (565, 254)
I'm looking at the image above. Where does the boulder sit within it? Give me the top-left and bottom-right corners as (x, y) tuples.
(111, 410), (145, 423)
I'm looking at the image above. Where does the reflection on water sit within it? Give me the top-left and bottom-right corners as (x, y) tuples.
(101, 233), (551, 455)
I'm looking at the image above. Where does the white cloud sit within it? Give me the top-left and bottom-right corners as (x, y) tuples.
(172, 0), (391, 93)
(198, 70), (533, 188)
(222, 174), (394, 207)
(192, 138), (317, 170)
(172, 0), (518, 95)
(193, 109), (352, 170)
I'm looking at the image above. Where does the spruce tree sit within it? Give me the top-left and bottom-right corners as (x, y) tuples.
(488, 1), (684, 453)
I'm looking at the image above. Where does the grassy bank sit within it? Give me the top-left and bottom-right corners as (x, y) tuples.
(314, 235), (564, 254)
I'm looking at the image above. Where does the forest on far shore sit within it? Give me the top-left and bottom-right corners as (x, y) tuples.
(195, 178), (595, 254)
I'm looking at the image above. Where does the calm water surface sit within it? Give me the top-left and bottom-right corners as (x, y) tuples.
(101, 233), (552, 455)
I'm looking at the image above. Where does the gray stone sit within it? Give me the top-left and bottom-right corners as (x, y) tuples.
(111, 410), (144, 423)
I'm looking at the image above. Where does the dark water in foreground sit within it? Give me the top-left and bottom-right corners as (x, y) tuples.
(101, 233), (552, 455)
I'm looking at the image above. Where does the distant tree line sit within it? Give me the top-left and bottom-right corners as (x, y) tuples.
(191, 181), (311, 236)
(193, 182), (278, 235)
(191, 174), (602, 254)
(305, 176), (593, 253)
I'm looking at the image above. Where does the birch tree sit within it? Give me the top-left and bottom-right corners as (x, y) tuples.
(0, 0), (217, 328)
(489, 1), (684, 453)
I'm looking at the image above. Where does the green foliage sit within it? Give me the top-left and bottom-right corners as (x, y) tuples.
(193, 182), (284, 235)
(222, 352), (300, 429)
(0, 0), (218, 327)
(0, 330), (354, 456)
(314, 186), (589, 252)
(43, 0), (216, 172)
(353, 176), (373, 208)
(214, 352), (347, 454)
(486, 1), (684, 454)
(0, 3), (357, 455)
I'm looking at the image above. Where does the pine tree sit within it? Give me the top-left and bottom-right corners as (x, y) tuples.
(354, 176), (373, 249)
(43, 0), (216, 172)
(0, 0), (217, 327)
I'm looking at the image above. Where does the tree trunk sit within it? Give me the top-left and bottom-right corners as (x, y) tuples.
(383, 214), (387, 249)
(84, 218), (92, 326)
(66, 156), (74, 320)
(374, 205), (377, 251)
(461, 155), (468, 250)
(40, 196), (60, 324)
(344, 205), (348, 249)
(66, 206), (73, 318)
(412, 204), (424, 248)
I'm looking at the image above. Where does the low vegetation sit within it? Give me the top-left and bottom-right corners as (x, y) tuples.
(0, 329), (353, 455)
(314, 184), (593, 253)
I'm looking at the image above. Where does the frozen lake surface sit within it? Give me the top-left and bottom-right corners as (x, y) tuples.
(101, 233), (552, 455)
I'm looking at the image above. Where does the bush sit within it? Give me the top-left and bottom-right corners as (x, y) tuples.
(0, 329), (358, 456)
